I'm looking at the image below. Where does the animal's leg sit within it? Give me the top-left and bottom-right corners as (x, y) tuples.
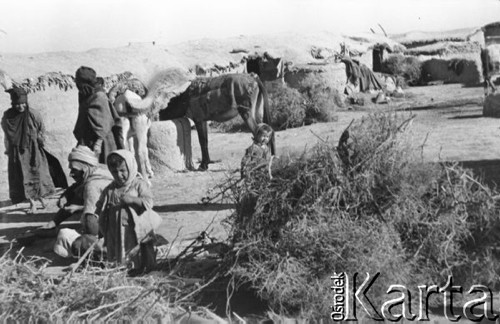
(485, 77), (491, 96)
(39, 197), (47, 209)
(27, 198), (37, 214)
(488, 78), (496, 94)
(252, 87), (264, 124)
(238, 105), (258, 134)
(127, 136), (134, 154)
(253, 77), (275, 155)
(144, 118), (154, 178)
(131, 115), (151, 179)
(194, 120), (210, 171)
(119, 117), (131, 150)
(112, 118), (125, 150)
(138, 116), (154, 178)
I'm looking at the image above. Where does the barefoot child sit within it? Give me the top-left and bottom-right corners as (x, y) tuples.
(96, 150), (160, 273)
(241, 123), (274, 178)
(1, 87), (56, 213)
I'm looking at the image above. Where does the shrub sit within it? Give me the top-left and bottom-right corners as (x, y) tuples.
(268, 85), (306, 130)
(298, 74), (343, 125)
(268, 75), (342, 131)
(209, 116), (247, 133)
(381, 54), (422, 86)
(222, 112), (500, 320)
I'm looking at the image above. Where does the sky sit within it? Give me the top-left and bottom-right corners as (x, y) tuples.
(0, 0), (499, 54)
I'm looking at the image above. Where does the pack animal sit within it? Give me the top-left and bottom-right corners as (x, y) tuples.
(159, 73), (275, 170)
(481, 45), (500, 95)
(107, 79), (154, 180)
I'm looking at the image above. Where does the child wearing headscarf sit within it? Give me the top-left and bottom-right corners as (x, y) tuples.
(96, 149), (159, 274)
(1, 87), (55, 213)
(241, 123), (274, 178)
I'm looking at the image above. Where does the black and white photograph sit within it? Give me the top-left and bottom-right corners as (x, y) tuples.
(1, 0), (500, 322)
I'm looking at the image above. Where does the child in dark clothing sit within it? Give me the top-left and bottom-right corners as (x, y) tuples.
(241, 123), (274, 178)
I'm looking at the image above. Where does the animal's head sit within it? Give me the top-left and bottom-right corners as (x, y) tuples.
(0, 69), (14, 91)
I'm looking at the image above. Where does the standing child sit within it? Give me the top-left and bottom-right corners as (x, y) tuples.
(241, 123), (274, 178)
(96, 150), (160, 274)
(2, 87), (56, 213)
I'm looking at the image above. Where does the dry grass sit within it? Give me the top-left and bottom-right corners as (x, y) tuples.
(211, 74), (342, 133)
(381, 54), (422, 86)
(217, 112), (500, 320)
(0, 246), (225, 322)
(267, 74), (342, 131)
(404, 41), (481, 56)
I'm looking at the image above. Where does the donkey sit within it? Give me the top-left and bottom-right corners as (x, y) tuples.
(158, 73), (275, 170)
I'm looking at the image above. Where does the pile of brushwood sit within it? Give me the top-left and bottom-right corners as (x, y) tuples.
(211, 74), (343, 132)
(268, 74), (343, 131)
(219, 112), (500, 320)
(0, 247), (224, 322)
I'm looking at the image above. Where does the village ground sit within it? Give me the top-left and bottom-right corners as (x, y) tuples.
(0, 83), (496, 260)
(1, 83), (500, 320)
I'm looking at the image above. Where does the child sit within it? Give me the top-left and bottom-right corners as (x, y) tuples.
(96, 149), (160, 274)
(2, 87), (56, 213)
(241, 123), (274, 178)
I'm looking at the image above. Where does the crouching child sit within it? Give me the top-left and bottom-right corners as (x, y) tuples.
(96, 150), (161, 275)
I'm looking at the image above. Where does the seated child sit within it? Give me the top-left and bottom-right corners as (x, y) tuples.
(241, 123), (274, 178)
(96, 149), (160, 274)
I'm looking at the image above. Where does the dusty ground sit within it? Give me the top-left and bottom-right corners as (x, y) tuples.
(0, 83), (496, 260)
(1, 83), (499, 321)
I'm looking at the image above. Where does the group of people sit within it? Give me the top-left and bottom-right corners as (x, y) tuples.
(2, 65), (275, 274)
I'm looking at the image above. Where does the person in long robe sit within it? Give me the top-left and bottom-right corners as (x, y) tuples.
(1, 87), (55, 213)
(73, 66), (117, 163)
(43, 146), (114, 231)
(43, 146), (114, 258)
(97, 150), (159, 274)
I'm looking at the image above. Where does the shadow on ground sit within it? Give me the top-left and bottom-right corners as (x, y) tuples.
(154, 203), (235, 213)
(0, 208), (79, 267)
(459, 159), (500, 188)
(449, 114), (484, 119)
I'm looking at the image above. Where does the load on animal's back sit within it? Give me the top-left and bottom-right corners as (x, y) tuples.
(183, 73), (267, 122)
(160, 72), (275, 170)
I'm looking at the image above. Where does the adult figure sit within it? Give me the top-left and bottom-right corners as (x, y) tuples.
(44, 145), (114, 231)
(73, 66), (117, 163)
(42, 146), (114, 258)
(1, 87), (56, 213)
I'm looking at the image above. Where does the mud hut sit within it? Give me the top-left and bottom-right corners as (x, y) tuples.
(244, 52), (285, 93)
(421, 57), (482, 86)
